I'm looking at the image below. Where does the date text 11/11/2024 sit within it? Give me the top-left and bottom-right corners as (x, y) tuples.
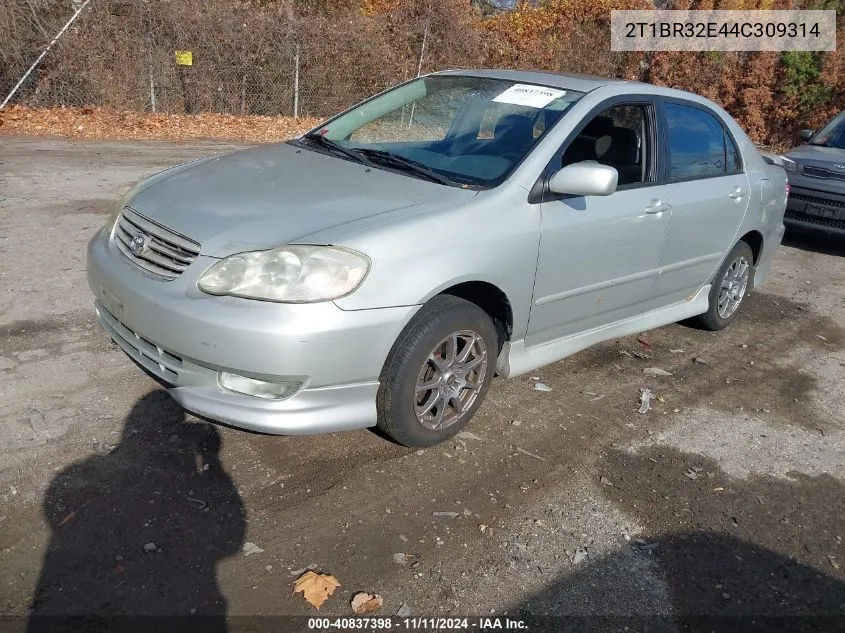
(307, 617), (529, 630)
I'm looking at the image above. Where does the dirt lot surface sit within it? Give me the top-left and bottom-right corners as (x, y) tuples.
(1, 136), (844, 631)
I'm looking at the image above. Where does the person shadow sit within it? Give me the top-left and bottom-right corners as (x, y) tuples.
(27, 390), (246, 632)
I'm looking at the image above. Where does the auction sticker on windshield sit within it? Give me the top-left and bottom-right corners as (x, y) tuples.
(492, 84), (567, 108)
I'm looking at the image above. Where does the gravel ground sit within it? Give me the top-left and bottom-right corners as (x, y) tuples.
(1, 137), (843, 632)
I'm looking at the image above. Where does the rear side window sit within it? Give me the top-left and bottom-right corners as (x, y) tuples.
(725, 130), (742, 173)
(665, 103), (731, 179)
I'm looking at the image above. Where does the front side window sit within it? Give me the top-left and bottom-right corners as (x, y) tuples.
(301, 76), (584, 188)
(561, 103), (654, 186)
(665, 103), (729, 179)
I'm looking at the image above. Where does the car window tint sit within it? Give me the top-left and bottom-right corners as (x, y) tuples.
(665, 103), (727, 179)
(725, 130), (742, 173)
(561, 103), (652, 186)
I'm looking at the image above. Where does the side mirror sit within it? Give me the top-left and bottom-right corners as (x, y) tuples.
(548, 161), (618, 197)
(799, 129), (814, 142)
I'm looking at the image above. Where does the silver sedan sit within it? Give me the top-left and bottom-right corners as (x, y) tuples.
(87, 69), (788, 447)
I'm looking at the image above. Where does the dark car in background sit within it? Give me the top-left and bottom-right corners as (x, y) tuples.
(782, 110), (845, 237)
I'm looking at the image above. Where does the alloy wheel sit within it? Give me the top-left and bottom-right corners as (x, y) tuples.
(413, 330), (489, 431)
(717, 255), (750, 319)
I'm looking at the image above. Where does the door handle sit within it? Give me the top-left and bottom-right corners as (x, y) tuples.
(644, 200), (671, 214)
(729, 187), (748, 200)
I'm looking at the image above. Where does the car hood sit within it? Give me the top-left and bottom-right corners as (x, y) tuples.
(128, 142), (476, 257)
(785, 143), (845, 165)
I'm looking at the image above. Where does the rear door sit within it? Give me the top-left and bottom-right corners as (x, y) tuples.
(654, 100), (751, 302)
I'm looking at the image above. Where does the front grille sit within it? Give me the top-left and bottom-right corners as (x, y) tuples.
(785, 210), (845, 231)
(802, 165), (845, 182)
(113, 207), (200, 280)
(788, 193), (845, 209)
(97, 303), (182, 383)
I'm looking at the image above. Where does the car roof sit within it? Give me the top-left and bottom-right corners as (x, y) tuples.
(431, 68), (640, 93)
(429, 68), (731, 114)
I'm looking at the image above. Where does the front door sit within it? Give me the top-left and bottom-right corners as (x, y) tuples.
(526, 101), (671, 348)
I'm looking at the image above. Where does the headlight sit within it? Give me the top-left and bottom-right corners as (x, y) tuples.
(198, 245), (370, 303)
(782, 157), (798, 173)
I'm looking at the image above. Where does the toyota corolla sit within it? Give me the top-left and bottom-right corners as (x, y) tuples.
(87, 69), (787, 447)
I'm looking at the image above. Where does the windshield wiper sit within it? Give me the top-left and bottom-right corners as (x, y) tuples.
(357, 148), (456, 186)
(301, 133), (372, 166)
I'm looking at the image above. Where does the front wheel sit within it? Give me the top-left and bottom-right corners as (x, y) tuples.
(693, 240), (754, 331)
(376, 295), (498, 447)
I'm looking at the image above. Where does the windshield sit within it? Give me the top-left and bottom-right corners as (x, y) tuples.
(298, 75), (584, 188)
(809, 111), (845, 149)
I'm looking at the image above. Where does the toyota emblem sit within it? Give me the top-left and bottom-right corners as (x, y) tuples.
(130, 233), (149, 256)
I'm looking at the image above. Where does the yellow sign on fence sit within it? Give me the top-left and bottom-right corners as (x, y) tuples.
(174, 51), (193, 66)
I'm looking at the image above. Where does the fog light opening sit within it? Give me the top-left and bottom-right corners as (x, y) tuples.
(218, 372), (302, 400)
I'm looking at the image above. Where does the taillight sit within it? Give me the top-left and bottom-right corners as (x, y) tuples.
(785, 181), (790, 197)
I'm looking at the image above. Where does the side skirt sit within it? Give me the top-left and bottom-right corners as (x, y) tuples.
(497, 284), (711, 378)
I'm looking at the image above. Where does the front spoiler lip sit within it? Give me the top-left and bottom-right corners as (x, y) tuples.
(168, 383), (379, 436)
(95, 300), (379, 435)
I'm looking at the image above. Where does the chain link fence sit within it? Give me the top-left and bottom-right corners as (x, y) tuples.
(2, 0), (465, 119)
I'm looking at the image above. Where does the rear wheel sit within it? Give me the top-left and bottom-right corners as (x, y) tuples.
(376, 295), (498, 447)
(693, 240), (754, 331)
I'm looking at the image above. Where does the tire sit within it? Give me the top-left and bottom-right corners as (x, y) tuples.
(376, 295), (498, 448)
(692, 240), (755, 331)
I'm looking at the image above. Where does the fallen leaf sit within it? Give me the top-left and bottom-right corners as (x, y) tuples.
(0, 105), (319, 144)
(293, 571), (341, 610)
(351, 592), (383, 614)
(643, 367), (673, 376)
(637, 336), (652, 350)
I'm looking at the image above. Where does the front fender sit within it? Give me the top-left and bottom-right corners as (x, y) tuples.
(333, 184), (541, 342)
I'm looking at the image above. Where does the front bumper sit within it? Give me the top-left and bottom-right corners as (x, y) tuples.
(785, 186), (845, 238)
(87, 229), (419, 435)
